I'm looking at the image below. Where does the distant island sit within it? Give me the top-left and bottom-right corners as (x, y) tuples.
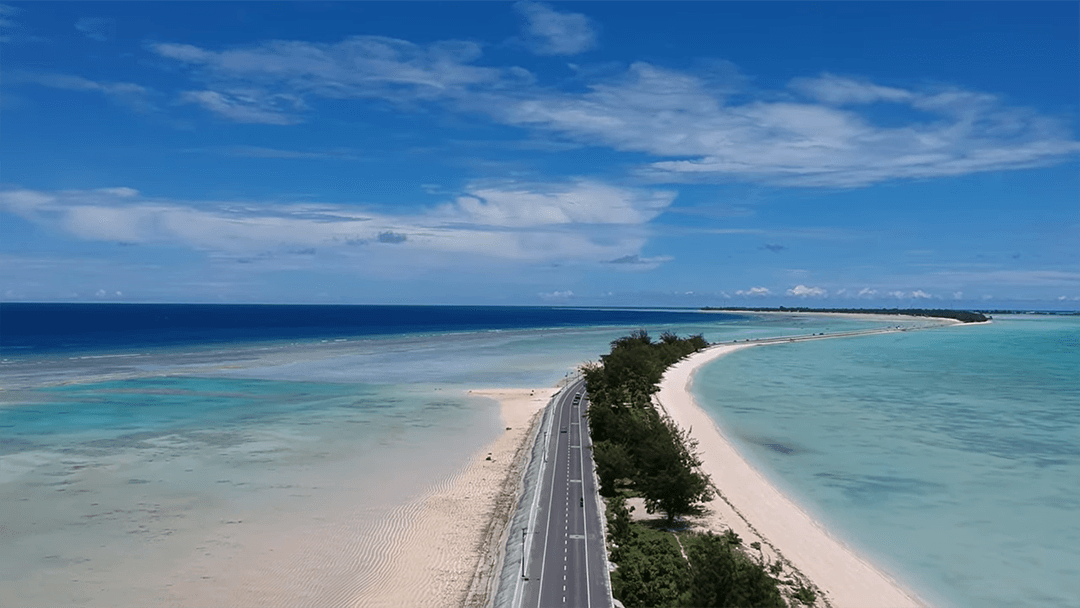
(701, 307), (990, 323)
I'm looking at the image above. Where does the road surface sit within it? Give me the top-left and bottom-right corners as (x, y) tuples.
(516, 377), (611, 608)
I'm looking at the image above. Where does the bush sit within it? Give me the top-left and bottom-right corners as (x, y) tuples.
(611, 525), (690, 608)
(793, 586), (817, 606)
(683, 532), (786, 608)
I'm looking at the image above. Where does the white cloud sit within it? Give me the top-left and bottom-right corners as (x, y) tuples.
(789, 73), (913, 105)
(736, 286), (771, 297)
(149, 36), (505, 106)
(0, 181), (673, 268)
(441, 180), (674, 227)
(887, 289), (934, 299)
(134, 33), (1080, 186)
(180, 90), (304, 125)
(857, 288), (878, 297)
(514, 1), (597, 56)
(492, 64), (1079, 188)
(539, 290), (574, 300)
(97, 187), (139, 198)
(787, 284), (827, 297)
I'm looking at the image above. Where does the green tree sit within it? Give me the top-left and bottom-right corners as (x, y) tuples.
(682, 532), (786, 608)
(606, 494), (635, 547)
(593, 439), (635, 496)
(611, 527), (690, 608)
(638, 417), (712, 524)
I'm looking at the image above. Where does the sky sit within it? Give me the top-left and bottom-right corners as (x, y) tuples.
(1, 1), (1078, 308)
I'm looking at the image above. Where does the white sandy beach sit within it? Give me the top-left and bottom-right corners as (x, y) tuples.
(656, 343), (927, 608)
(356, 387), (556, 607)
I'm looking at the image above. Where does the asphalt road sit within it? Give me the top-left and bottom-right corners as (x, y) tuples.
(516, 377), (611, 608)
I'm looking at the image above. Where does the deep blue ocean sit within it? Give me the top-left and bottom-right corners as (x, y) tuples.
(0, 303), (724, 354)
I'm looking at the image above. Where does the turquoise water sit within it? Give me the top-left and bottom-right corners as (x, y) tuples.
(694, 316), (1080, 608)
(0, 311), (947, 605)
(8, 311), (897, 606)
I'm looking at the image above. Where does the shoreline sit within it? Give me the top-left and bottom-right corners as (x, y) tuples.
(655, 341), (928, 608)
(355, 387), (556, 607)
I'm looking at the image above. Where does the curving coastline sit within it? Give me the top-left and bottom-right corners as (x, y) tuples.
(655, 341), (927, 608)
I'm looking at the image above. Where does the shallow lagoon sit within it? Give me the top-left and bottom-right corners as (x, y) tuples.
(6, 311), (880, 606)
(2, 310), (943, 606)
(694, 316), (1080, 608)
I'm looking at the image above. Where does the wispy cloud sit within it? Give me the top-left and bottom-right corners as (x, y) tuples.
(496, 66), (1080, 188)
(14, 72), (146, 96)
(736, 286), (771, 297)
(149, 36), (507, 106)
(513, 1), (597, 56)
(789, 73), (913, 105)
(11, 71), (153, 112)
(179, 89), (304, 125)
(67, 30), (1080, 188)
(0, 3), (39, 44)
(0, 180), (674, 268)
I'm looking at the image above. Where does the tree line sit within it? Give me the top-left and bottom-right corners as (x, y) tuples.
(702, 306), (989, 323)
(582, 330), (711, 523)
(582, 330), (804, 607)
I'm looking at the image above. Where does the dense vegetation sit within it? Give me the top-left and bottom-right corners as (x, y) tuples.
(606, 496), (788, 608)
(582, 330), (711, 523)
(702, 306), (989, 323)
(583, 331), (799, 607)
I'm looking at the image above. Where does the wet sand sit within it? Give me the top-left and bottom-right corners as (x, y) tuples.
(355, 387), (556, 607)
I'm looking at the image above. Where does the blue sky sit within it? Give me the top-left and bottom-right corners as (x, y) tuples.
(2, 2), (1077, 308)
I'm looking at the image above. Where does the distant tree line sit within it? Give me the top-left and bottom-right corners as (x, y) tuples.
(976, 309), (1079, 316)
(702, 306), (989, 323)
(582, 331), (802, 607)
